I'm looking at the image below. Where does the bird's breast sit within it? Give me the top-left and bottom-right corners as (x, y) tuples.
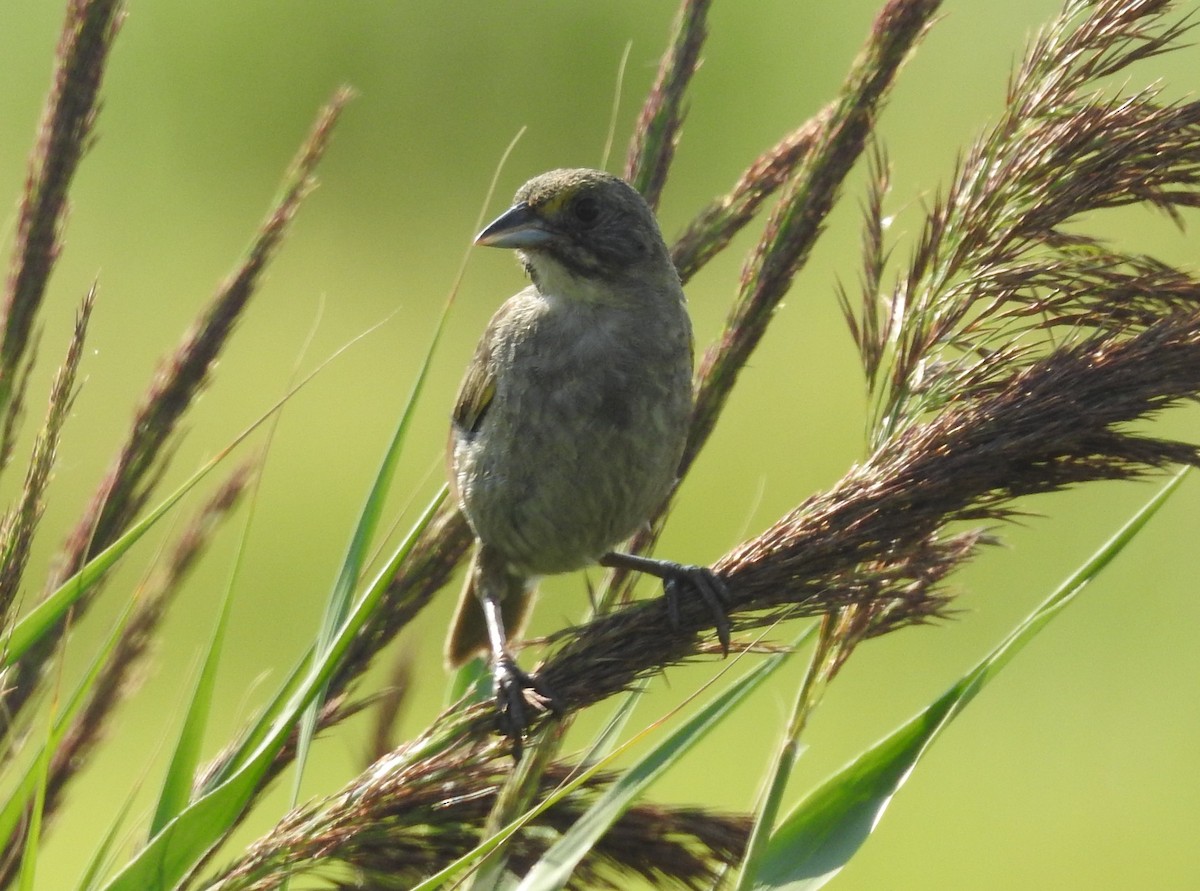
(453, 293), (692, 575)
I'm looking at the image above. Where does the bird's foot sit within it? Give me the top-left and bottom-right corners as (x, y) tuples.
(660, 562), (732, 656)
(492, 654), (561, 759)
(599, 552), (732, 655)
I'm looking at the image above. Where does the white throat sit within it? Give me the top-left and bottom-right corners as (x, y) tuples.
(525, 252), (621, 306)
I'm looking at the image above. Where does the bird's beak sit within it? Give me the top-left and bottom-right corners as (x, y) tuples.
(475, 203), (555, 249)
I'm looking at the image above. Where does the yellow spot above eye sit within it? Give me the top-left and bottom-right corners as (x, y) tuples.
(537, 187), (578, 217)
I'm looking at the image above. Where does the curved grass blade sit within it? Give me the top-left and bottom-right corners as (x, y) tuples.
(94, 487), (445, 891)
(750, 468), (1189, 890)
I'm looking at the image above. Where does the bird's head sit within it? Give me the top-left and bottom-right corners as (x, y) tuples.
(475, 168), (676, 300)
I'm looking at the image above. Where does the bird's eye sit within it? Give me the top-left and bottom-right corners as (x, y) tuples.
(571, 195), (601, 225)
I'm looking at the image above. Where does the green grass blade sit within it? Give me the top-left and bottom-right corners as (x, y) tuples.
(515, 624), (816, 891)
(99, 747), (280, 891)
(750, 468), (1189, 890)
(295, 297), (457, 798)
(579, 681), (647, 768)
(200, 651), (313, 793)
(79, 787), (140, 891)
(5, 432), (284, 671)
(149, 581), (236, 834)
(446, 657), (490, 708)
(95, 487), (446, 891)
(15, 734), (48, 891)
(321, 301), (456, 653)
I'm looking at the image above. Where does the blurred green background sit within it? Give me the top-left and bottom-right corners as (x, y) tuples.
(2, 1), (1198, 888)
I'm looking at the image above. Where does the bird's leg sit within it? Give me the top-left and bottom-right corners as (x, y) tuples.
(476, 565), (559, 758)
(599, 551), (732, 655)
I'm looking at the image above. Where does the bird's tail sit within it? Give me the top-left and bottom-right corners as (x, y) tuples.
(444, 549), (536, 669)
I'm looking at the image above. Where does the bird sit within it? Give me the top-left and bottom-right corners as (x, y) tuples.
(445, 168), (728, 749)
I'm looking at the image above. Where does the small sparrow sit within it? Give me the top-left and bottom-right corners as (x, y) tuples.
(446, 168), (728, 749)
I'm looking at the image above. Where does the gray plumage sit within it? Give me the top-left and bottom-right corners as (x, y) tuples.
(446, 168), (693, 668)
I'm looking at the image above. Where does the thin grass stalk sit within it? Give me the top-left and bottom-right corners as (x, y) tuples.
(467, 731), (560, 891)
(0, 0), (123, 466)
(671, 118), (826, 285)
(731, 614), (837, 891)
(623, 0), (711, 209)
(0, 288), (93, 620)
(688, 0), (941, 469)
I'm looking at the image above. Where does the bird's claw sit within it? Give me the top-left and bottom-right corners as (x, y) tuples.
(492, 654), (561, 759)
(662, 563), (732, 656)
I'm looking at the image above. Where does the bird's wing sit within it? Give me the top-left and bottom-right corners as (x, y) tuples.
(452, 332), (498, 435)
